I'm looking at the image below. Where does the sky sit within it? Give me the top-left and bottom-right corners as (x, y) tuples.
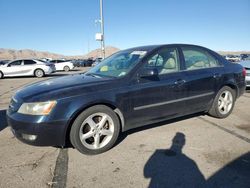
(0, 0), (250, 55)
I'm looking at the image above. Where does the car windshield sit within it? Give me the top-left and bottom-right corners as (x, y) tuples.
(86, 49), (147, 78)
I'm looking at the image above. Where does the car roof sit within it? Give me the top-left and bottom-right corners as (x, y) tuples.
(124, 44), (213, 52)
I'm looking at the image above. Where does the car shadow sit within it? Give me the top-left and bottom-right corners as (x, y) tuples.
(0, 109), (8, 132)
(115, 112), (205, 147)
(207, 151), (250, 187)
(63, 112), (205, 149)
(143, 133), (250, 188)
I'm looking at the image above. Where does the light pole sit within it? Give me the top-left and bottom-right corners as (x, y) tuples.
(100, 0), (105, 59)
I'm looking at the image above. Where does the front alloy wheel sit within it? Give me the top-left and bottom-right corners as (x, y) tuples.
(79, 113), (114, 150)
(70, 105), (120, 155)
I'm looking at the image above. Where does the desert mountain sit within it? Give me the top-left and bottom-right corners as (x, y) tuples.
(0, 46), (120, 60)
(1, 47), (249, 61)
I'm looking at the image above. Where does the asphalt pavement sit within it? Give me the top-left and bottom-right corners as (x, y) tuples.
(0, 68), (249, 188)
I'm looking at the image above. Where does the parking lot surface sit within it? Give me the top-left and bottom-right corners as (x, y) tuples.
(0, 68), (249, 188)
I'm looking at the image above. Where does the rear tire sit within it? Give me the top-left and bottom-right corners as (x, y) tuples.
(63, 66), (70, 72)
(34, 69), (45, 78)
(0, 71), (3, 79)
(208, 86), (236, 118)
(70, 105), (120, 155)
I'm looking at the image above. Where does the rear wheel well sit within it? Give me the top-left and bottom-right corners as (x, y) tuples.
(223, 84), (238, 98)
(64, 103), (124, 147)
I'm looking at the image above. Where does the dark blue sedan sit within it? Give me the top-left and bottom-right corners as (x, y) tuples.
(7, 44), (246, 155)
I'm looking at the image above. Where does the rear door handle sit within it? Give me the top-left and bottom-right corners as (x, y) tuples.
(174, 79), (186, 85)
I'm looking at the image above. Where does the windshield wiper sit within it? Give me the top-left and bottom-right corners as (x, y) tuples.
(85, 73), (102, 78)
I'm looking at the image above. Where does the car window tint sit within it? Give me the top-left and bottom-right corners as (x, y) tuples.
(24, 60), (36, 65)
(144, 48), (180, 75)
(9, 60), (22, 66)
(182, 47), (219, 70)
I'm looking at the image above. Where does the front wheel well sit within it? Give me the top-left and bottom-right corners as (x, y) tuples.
(64, 103), (124, 147)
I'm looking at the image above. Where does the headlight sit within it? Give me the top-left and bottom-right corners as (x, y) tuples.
(18, 101), (57, 115)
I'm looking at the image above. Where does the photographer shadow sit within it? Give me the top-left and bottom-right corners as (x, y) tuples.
(144, 132), (250, 188)
(144, 132), (206, 188)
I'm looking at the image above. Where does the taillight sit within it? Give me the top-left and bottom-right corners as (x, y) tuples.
(243, 68), (246, 77)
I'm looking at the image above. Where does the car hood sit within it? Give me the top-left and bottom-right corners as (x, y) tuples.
(15, 73), (115, 102)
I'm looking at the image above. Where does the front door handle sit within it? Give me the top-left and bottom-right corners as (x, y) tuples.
(213, 73), (222, 79)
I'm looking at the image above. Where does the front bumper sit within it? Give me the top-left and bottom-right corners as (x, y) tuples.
(7, 111), (68, 146)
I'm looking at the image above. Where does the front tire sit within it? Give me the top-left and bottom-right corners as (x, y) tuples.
(208, 86), (236, 118)
(70, 105), (120, 155)
(34, 69), (45, 78)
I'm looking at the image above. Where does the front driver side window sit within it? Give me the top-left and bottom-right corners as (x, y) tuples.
(144, 47), (180, 75)
(9, 60), (22, 67)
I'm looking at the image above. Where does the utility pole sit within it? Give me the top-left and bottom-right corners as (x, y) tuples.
(100, 0), (105, 59)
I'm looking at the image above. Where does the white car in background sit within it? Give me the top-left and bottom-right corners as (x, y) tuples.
(0, 59), (55, 79)
(225, 55), (241, 62)
(240, 60), (250, 87)
(50, 60), (74, 72)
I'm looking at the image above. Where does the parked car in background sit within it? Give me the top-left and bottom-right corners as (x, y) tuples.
(225, 55), (240, 62)
(92, 58), (103, 67)
(0, 59), (55, 78)
(0, 60), (9, 66)
(7, 44), (246, 155)
(240, 60), (250, 87)
(240, 54), (250, 61)
(49, 59), (74, 72)
(74, 59), (94, 67)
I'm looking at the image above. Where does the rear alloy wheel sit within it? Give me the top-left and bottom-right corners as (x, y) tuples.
(34, 69), (45, 78)
(0, 71), (3, 79)
(70, 105), (120, 155)
(63, 66), (70, 72)
(208, 86), (236, 118)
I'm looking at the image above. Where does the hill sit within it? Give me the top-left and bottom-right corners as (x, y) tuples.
(0, 46), (120, 60)
(0, 48), (65, 60)
(1, 47), (249, 60)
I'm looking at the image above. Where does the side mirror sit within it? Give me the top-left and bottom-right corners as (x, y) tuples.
(139, 68), (158, 78)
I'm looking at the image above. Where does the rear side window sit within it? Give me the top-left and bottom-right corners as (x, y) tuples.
(24, 60), (36, 65)
(182, 47), (219, 70)
(144, 47), (180, 75)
